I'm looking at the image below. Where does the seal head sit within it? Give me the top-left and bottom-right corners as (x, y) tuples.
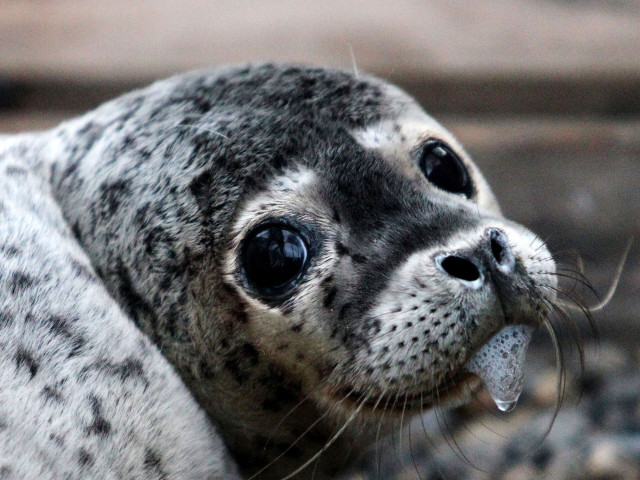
(42, 64), (557, 479)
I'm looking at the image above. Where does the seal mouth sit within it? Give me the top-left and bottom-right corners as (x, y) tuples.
(328, 371), (480, 415)
(323, 325), (538, 416)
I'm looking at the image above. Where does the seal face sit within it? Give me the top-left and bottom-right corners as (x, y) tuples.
(222, 83), (556, 420)
(0, 64), (558, 480)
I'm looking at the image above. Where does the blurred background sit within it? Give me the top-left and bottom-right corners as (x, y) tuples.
(1, 1), (638, 478)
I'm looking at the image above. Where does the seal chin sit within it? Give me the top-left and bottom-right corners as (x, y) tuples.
(325, 372), (482, 417)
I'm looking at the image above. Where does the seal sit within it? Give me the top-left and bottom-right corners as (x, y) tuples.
(0, 64), (557, 479)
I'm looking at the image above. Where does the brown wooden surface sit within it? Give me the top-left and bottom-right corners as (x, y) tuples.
(2, 0), (640, 115)
(2, 0), (640, 79)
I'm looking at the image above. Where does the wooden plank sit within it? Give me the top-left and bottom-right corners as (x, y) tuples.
(3, 74), (640, 116)
(2, 0), (639, 79)
(0, 111), (71, 133)
(1, 0), (640, 114)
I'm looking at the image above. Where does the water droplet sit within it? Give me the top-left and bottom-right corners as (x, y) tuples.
(495, 399), (518, 413)
(466, 324), (534, 413)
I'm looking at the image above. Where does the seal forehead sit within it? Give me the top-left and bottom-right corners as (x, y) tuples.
(350, 99), (501, 215)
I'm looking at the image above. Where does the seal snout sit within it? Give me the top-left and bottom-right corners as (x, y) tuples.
(436, 228), (515, 290)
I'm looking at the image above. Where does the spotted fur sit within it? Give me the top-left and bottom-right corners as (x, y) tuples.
(0, 64), (556, 479)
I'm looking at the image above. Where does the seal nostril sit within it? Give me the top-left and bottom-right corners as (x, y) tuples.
(440, 256), (480, 282)
(491, 235), (505, 264)
(488, 228), (516, 272)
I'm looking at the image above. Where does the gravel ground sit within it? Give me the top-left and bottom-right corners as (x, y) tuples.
(339, 338), (640, 480)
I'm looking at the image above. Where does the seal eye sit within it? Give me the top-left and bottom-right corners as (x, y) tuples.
(243, 225), (308, 296)
(419, 140), (473, 198)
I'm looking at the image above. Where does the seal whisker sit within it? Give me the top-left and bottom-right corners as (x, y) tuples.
(542, 270), (597, 294)
(537, 286), (589, 385)
(582, 237), (631, 312)
(432, 391), (473, 472)
(417, 391), (450, 480)
(171, 123), (230, 139)
(433, 385), (485, 472)
(541, 281), (597, 348)
(347, 43), (359, 79)
(261, 388), (315, 454)
(248, 388), (356, 480)
(541, 317), (568, 441)
(397, 391), (410, 454)
(466, 385), (511, 438)
(278, 392), (371, 480)
(373, 391), (394, 479)
(407, 417), (426, 480)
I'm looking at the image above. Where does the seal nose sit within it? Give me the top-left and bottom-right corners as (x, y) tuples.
(437, 228), (515, 287)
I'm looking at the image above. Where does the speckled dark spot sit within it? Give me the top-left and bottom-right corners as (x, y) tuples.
(0, 465), (13, 478)
(188, 169), (217, 218)
(47, 314), (74, 338)
(15, 347), (38, 379)
(532, 445), (553, 470)
(114, 262), (159, 335)
(335, 242), (350, 256)
(77, 448), (94, 467)
(320, 275), (334, 286)
(144, 448), (167, 479)
(100, 357), (148, 385)
(338, 303), (352, 321)
(86, 396), (111, 437)
(49, 433), (65, 446)
(100, 179), (130, 215)
(0, 245), (20, 257)
(4, 165), (27, 176)
(71, 221), (82, 241)
(46, 315), (86, 357)
(41, 385), (64, 403)
(323, 287), (337, 308)
(351, 253), (367, 264)
(69, 259), (95, 280)
(225, 343), (260, 384)
(0, 311), (12, 327)
(8, 272), (35, 295)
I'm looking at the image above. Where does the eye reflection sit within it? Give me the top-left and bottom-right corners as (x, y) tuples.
(243, 225), (308, 295)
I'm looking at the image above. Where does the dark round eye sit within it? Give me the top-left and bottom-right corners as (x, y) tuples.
(419, 140), (473, 198)
(243, 225), (308, 296)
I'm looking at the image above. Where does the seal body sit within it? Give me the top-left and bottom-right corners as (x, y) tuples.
(0, 144), (239, 479)
(0, 65), (557, 479)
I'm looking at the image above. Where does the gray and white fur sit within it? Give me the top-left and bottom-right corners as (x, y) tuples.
(0, 64), (557, 479)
